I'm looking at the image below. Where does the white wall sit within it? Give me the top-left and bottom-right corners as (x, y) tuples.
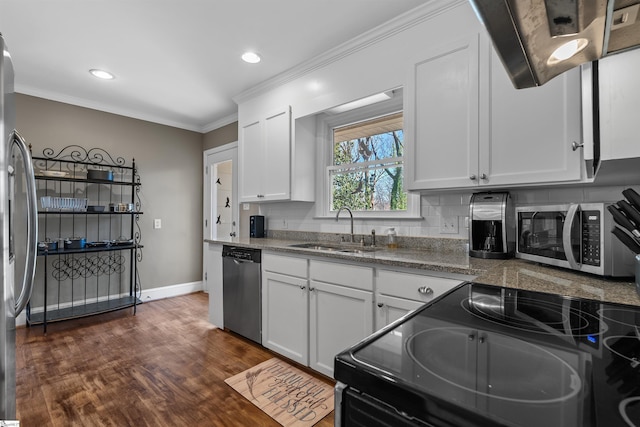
(16, 94), (204, 293)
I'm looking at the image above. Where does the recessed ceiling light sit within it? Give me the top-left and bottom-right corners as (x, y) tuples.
(89, 69), (115, 80)
(241, 52), (261, 64)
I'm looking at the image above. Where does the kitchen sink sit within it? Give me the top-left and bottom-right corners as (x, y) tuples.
(288, 242), (378, 254)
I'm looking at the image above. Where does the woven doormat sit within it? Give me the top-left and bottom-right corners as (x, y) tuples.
(224, 357), (334, 427)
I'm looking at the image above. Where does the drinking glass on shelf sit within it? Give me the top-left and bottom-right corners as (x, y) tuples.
(40, 196), (52, 211)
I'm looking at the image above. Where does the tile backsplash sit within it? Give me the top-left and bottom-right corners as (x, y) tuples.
(258, 183), (640, 241)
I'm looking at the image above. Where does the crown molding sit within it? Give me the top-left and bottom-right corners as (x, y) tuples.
(16, 85), (205, 133)
(232, 0), (465, 105)
(202, 113), (238, 133)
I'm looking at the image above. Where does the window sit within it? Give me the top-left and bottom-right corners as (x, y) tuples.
(330, 112), (406, 212)
(317, 89), (420, 219)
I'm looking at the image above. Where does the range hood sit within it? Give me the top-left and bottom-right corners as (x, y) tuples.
(471, 0), (640, 88)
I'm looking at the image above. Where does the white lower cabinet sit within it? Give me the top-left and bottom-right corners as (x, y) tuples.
(309, 279), (374, 377)
(375, 269), (464, 330)
(261, 252), (467, 378)
(262, 271), (309, 365)
(308, 259), (374, 377)
(262, 253), (309, 365)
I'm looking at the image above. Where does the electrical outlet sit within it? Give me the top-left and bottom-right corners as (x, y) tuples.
(440, 216), (459, 234)
(153, 219), (162, 229)
(243, 203), (250, 211)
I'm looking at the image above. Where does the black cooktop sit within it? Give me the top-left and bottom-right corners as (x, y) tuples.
(334, 282), (640, 427)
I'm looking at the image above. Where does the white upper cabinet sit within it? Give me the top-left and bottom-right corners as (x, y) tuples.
(483, 50), (582, 186)
(405, 33), (481, 190)
(598, 48), (640, 160)
(239, 106), (291, 202)
(405, 19), (583, 191)
(239, 106), (315, 203)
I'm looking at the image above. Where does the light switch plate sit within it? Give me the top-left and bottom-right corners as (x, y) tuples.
(154, 219), (162, 229)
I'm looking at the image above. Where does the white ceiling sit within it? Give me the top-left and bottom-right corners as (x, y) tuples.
(0, 0), (427, 133)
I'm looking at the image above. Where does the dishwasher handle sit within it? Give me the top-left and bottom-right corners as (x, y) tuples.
(222, 245), (262, 263)
(232, 258), (255, 265)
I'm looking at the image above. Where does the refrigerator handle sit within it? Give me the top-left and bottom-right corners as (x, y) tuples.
(12, 130), (37, 316)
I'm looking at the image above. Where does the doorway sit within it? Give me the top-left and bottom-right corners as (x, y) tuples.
(203, 142), (238, 241)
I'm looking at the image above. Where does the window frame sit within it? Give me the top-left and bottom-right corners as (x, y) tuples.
(315, 92), (421, 219)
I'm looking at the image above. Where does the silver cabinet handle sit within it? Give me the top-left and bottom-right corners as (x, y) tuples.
(299, 285), (305, 290)
(377, 303), (384, 308)
(469, 174), (476, 180)
(12, 130), (37, 316)
(480, 173), (487, 180)
(418, 286), (433, 295)
(572, 141), (584, 151)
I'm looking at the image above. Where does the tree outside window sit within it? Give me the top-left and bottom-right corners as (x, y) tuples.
(330, 112), (406, 212)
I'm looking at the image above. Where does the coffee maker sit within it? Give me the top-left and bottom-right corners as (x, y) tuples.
(469, 192), (514, 259)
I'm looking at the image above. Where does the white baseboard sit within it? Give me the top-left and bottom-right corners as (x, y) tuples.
(17, 281), (204, 327)
(139, 281), (204, 302)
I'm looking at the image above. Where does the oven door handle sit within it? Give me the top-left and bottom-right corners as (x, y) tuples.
(562, 204), (581, 270)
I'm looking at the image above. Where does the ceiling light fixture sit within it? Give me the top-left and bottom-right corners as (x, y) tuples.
(241, 52), (261, 64)
(548, 39), (589, 64)
(89, 69), (115, 80)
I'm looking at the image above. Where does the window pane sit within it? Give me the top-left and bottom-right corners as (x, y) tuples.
(331, 166), (407, 211)
(330, 111), (406, 213)
(333, 131), (404, 166)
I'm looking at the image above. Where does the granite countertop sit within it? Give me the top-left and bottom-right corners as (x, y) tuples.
(205, 236), (640, 307)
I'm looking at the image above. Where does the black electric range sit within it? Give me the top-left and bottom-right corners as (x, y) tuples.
(334, 282), (640, 427)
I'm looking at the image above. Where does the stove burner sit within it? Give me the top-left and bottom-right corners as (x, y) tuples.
(619, 396), (640, 427)
(462, 294), (607, 337)
(598, 307), (640, 328)
(405, 327), (582, 405)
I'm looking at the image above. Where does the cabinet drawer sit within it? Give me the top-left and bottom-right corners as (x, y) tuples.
(376, 269), (461, 303)
(263, 253), (307, 278)
(309, 259), (373, 291)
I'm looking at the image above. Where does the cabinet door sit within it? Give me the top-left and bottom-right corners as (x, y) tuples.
(309, 280), (373, 378)
(483, 50), (582, 186)
(375, 294), (424, 330)
(239, 119), (263, 201)
(262, 271), (309, 365)
(405, 33), (482, 190)
(599, 48), (640, 160)
(262, 107), (291, 201)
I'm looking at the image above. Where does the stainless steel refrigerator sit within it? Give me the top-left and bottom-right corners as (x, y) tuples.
(0, 32), (38, 421)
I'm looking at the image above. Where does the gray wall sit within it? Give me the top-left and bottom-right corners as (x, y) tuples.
(16, 94), (204, 291)
(203, 122), (237, 151)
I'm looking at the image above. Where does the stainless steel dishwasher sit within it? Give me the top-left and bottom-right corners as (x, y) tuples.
(222, 245), (262, 344)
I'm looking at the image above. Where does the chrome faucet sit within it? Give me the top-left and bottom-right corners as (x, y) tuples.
(335, 206), (355, 243)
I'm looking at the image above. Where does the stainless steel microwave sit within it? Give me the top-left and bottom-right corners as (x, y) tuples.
(516, 203), (634, 277)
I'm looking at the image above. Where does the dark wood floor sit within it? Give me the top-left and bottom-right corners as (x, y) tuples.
(16, 292), (335, 426)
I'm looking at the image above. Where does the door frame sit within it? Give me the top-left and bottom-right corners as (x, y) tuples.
(203, 142), (238, 295)
(203, 142), (238, 241)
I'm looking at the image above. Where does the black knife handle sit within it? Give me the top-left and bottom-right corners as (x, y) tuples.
(612, 226), (640, 254)
(607, 205), (640, 238)
(618, 200), (640, 228)
(622, 188), (640, 211)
